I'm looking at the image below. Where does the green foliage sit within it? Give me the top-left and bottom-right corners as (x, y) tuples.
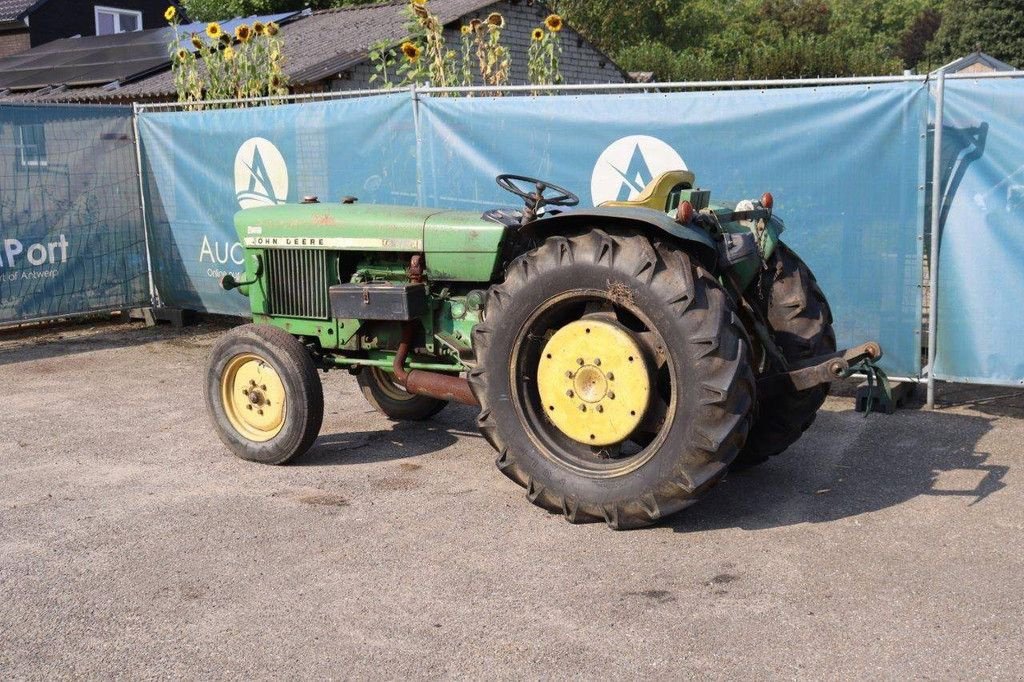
(929, 0), (1024, 68)
(556, 0), (975, 78)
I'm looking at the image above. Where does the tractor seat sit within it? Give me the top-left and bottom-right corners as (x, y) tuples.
(599, 170), (697, 212)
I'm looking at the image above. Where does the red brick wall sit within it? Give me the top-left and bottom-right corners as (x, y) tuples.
(0, 29), (29, 58)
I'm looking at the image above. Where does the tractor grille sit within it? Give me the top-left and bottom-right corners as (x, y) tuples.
(264, 249), (331, 319)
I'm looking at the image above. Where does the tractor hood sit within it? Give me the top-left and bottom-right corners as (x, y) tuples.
(234, 203), (446, 252)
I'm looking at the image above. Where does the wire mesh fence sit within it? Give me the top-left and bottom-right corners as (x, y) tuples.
(0, 104), (150, 325)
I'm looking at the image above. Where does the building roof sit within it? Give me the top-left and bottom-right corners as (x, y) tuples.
(1, 0), (517, 102)
(2, 0), (627, 104)
(939, 51), (1017, 74)
(0, 0), (33, 23)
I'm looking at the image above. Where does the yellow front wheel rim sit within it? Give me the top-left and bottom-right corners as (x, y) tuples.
(536, 319), (651, 446)
(220, 353), (286, 442)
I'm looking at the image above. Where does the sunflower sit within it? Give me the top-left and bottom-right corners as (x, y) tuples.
(469, 18), (481, 32)
(218, 32), (231, 45)
(253, 21), (266, 35)
(234, 23), (252, 42)
(460, 24), (471, 36)
(270, 73), (283, 89)
(400, 41), (422, 63)
(544, 14), (563, 32)
(205, 22), (222, 39)
(266, 21), (279, 36)
(190, 33), (203, 49)
(486, 12), (504, 28)
(531, 27), (544, 41)
(175, 48), (188, 61)
(270, 49), (281, 62)
(163, 5), (176, 22)
(223, 45), (235, 61)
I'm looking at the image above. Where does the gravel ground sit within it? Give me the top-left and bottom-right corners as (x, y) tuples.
(1, 318), (1022, 679)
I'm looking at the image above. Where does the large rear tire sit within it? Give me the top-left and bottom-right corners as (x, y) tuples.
(736, 243), (836, 467)
(469, 230), (754, 529)
(206, 324), (324, 465)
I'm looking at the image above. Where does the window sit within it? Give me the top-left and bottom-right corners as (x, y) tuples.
(94, 6), (143, 35)
(16, 124), (47, 168)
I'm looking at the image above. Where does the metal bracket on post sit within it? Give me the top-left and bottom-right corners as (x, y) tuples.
(131, 102), (161, 309)
(926, 68), (945, 409)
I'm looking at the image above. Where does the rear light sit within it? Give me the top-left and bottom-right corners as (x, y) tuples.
(760, 192), (773, 209)
(675, 200), (694, 225)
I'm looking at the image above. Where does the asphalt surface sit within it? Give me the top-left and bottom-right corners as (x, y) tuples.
(1, 318), (1022, 679)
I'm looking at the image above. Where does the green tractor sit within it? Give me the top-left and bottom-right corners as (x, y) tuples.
(206, 170), (881, 529)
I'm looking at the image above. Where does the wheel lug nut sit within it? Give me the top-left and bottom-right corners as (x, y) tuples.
(565, 370), (573, 378)
(566, 389), (574, 398)
(576, 357), (584, 366)
(606, 372), (614, 380)
(246, 404), (253, 410)
(258, 409), (264, 416)
(261, 385), (267, 391)
(594, 358), (601, 366)
(596, 404), (604, 413)
(578, 404), (587, 412)
(608, 391), (615, 399)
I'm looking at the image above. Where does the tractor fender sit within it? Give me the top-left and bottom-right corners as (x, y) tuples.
(534, 206), (718, 266)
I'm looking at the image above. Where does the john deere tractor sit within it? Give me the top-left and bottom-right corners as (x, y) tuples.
(206, 170), (882, 529)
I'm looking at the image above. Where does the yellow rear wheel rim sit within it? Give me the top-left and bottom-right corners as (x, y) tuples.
(220, 353), (286, 442)
(536, 319), (651, 446)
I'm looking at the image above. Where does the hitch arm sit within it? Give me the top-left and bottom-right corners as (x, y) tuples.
(758, 342), (883, 393)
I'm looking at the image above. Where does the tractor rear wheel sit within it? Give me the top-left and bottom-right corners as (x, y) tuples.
(206, 324), (324, 465)
(469, 230), (755, 529)
(357, 367), (448, 420)
(735, 243), (836, 467)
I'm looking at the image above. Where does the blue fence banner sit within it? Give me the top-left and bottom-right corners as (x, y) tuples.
(137, 94), (417, 317)
(418, 83), (929, 377)
(0, 104), (149, 324)
(933, 78), (1024, 386)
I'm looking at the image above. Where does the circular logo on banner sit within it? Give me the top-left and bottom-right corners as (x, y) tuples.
(590, 135), (687, 206)
(234, 137), (289, 209)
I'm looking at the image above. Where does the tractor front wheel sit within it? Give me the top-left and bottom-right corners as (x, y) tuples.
(206, 324), (324, 465)
(469, 230), (755, 529)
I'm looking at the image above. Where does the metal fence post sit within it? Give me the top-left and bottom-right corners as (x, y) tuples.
(131, 102), (160, 308)
(926, 69), (945, 409)
(411, 83), (425, 207)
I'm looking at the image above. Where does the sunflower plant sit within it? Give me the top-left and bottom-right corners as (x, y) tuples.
(166, 7), (289, 108)
(527, 14), (564, 91)
(368, 39), (399, 89)
(473, 12), (510, 90)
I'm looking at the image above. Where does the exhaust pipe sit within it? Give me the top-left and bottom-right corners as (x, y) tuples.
(392, 323), (479, 407)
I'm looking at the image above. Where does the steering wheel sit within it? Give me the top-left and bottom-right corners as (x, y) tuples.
(496, 174), (580, 209)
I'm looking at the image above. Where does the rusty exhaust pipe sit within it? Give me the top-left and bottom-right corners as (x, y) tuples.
(392, 322), (479, 407)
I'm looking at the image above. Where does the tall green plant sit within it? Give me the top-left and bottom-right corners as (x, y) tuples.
(167, 7), (289, 106)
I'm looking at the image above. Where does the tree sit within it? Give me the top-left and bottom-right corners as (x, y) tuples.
(898, 8), (941, 70)
(929, 0), (1024, 68)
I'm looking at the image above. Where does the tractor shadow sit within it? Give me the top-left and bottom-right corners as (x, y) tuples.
(298, 406), (481, 466)
(668, 394), (1010, 533)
